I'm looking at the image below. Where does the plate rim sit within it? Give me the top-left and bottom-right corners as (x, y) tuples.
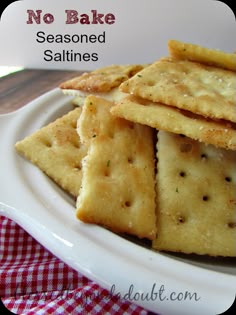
(0, 88), (235, 315)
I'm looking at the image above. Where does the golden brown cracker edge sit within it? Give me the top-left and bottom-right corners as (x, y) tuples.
(15, 107), (88, 197)
(168, 39), (236, 71)
(111, 95), (236, 150)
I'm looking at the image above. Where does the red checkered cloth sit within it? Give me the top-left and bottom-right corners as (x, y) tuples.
(0, 215), (156, 315)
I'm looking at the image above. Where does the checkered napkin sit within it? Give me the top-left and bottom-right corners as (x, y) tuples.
(0, 215), (155, 315)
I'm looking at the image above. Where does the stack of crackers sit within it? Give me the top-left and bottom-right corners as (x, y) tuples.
(15, 40), (236, 257)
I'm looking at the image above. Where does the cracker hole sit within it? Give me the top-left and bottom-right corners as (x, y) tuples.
(177, 215), (186, 224)
(201, 153), (207, 159)
(72, 141), (80, 149)
(42, 139), (53, 148)
(127, 157), (134, 164)
(225, 176), (232, 182)
(202, 195), (209, 201)
(73, 161), (82, 171)
(104, 170), (110, 177)
(70, 121), (77, 129)
(125, 201), (131, 207)
(228, 222), (236, 229)
(179, 171), (186, 177)
(147, 80), (156, 87)
(74, 165), (82, 171)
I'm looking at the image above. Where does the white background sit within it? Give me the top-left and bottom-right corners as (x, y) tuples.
(0, 0), (235, 71)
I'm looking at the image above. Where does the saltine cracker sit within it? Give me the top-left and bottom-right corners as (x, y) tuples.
(15, 108), (88, 197)
(168, 39), (236, 71)
(120, 58), (236, 123)
(60, 64), (145, 93)
(153, 131), (236, 256)
(76, 95), (157, 240)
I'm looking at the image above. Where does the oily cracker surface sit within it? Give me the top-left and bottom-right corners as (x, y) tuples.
(120, 58), (236, 123)
(168, 39), (236, 71)
(110, 95), (236, 150)
(59, 64), (145, 93)
(15, 108), (88, 197)
(77, 94), (134, 143)
(153, 131), (236, 256)
(76, 95), (157, 240)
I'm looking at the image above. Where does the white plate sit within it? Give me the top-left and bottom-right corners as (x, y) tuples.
(0, 89), (235, 315)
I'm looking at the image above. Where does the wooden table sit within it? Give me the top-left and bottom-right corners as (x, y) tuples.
(0, 69), (83, 114)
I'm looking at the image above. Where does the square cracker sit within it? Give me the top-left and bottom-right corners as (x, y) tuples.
(15, 108), (88, 197)
(120, 58), (236, 123)
(110, 95), (236, 150)
(152, 131), (236, 257)
(76, 95), (157, 240)
(168, 39), (236, 71)
(59, 64), (145, 93)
